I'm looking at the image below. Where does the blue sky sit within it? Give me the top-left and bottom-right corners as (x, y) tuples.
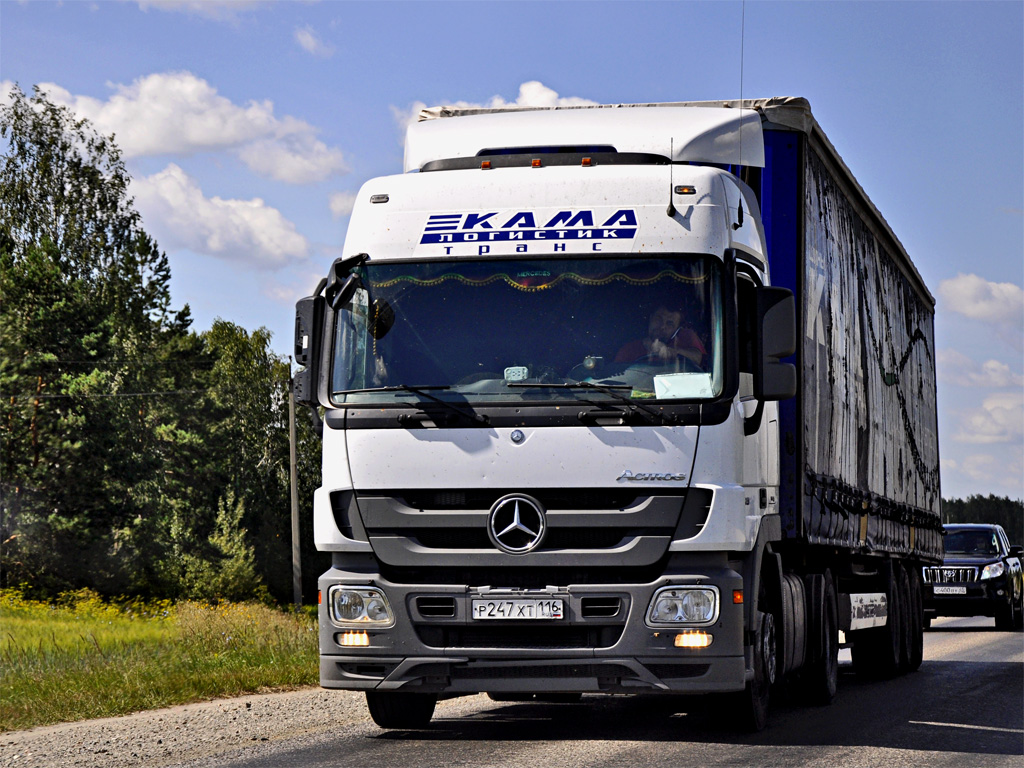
(2, 0), (1021, 501)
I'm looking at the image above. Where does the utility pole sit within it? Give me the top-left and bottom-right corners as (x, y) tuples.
(288, 357), (302, 607)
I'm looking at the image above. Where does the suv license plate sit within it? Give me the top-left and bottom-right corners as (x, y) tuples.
(472, 599), (564, 620)
(933, 585), (967, 595)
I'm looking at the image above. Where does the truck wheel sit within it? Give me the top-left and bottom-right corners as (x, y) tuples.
(732, 609), (775, 731)
(851, 566), (902, 679)
(365, 691), (437, 728)
(995, 600), (1014, 631)
(897, 565), (914, 673)
(907, 568), (924, 671)
(801, 570), (838, 705)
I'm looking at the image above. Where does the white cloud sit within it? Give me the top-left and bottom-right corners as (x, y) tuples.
(134, 1), (265, 21)
(294, 25), (334, 57)
(937, 348), (1024, 388)
(391, 80), (599, 141)
(938, 273), (1024, 327)
(329, 191), (358, 219)
(37, 73), (347, 184)
(132, 164), (308, 269)
(953, 390), (1024, 445)
(949, 449), (1024, 492)
(237, 136), (348, 184)
(261, 268), (326, 306)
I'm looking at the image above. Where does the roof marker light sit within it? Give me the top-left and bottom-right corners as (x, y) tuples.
(531, 158), (542, 168)
(582, 157), (592, 167)
(481, 161), (492, 170)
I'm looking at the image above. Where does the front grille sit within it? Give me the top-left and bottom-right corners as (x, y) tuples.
(923, 566), (978, 584)
(414, 624), (624, 650)
(355, 490), (685, 568)
(399, 488), (647, 510)
(410, 528), (632, 550)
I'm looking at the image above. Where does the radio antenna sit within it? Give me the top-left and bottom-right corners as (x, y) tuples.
(738, 0), (746, 172)
(666, 137), (676, 217)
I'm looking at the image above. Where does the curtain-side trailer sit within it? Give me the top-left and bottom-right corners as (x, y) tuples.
(294, 97), (942, 730)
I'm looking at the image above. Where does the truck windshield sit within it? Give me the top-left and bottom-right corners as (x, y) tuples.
(330, 255), (723, 406)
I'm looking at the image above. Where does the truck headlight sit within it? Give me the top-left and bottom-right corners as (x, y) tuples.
(329, 586), (394, 627)
(646, 586), (719, 627)
(980, 562), (1005, 580)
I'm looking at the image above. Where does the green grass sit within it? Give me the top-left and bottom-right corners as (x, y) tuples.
(0, 588), (319, 732)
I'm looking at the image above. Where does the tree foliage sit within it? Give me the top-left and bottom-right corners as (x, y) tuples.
(1, 85), (325, 602)
(942, 495), (1024, 546)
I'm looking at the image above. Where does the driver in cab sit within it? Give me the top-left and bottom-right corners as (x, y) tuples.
(615, 305), (706, 368)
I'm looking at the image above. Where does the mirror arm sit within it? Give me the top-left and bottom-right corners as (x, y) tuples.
(743, 399), (765, 436)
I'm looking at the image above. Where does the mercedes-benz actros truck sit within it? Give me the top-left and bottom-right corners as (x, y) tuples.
(293, 97), (942, 730)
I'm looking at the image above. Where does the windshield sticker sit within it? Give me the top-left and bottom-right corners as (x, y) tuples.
(370, 268), (706, 291)
(420, 209), (638, 254)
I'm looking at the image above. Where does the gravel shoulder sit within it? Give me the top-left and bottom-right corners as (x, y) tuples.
(0, 687), (406, 768)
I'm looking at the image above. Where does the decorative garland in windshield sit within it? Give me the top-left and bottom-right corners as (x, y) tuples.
(370, 268), (707, 293)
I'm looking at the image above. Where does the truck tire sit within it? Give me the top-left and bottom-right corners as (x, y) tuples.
(896, 565), (914, 673)
(995, 599), (1015, 631)
(365, 691), (437, 729)
(731, 608), (775, 732)
(851, 565), (902, 679)
(907, 568), (924, 671)
(801, 570), (838, 705)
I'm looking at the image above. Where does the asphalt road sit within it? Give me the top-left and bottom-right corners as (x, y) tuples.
(189, 616), (1022, 768)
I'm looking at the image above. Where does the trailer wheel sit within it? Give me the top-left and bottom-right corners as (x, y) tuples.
(907, 568), (924, 671)
(995, 599), (1015, 631)
(851, 565), (902, 679)
(801, 570), (838, 705)
(365, 691), (437, 729)
(897, 565), (914, 673)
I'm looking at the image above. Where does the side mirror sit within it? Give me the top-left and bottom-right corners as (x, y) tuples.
(293, 291), (325, 408)
(756, 285), (797, 401)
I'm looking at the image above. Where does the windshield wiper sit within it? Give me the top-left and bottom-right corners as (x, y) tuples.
(334, 384), (489, 425)
(507, 381), (675, 424)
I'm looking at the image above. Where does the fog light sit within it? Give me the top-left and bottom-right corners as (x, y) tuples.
(646, 586), (720, 627)
(329, 586), (394, 627)
(674, 631), (713, 648)
(339, 631), (369, 647)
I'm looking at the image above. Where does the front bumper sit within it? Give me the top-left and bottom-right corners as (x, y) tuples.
(922, 579), (1012, 618)
(318, 564), (747, 695)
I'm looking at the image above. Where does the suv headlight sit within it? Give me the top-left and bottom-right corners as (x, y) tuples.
(328, 586), (394, 627)
(646, 586), (719, 627)
(980, 562), (1005, 581)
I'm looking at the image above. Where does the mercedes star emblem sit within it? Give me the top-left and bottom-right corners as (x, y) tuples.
(487, 494), (546, 554)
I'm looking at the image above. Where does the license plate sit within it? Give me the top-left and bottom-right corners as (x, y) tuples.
(472, 598), (564, 620)
(933, 585), (967, 595)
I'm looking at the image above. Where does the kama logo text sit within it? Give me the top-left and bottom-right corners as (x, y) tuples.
(421, 209), (638, 245)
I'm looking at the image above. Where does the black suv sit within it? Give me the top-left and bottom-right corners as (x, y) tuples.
(922, 524), (1023, 630)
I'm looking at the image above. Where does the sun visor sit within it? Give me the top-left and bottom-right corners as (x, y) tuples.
(405, 105), (765, 172)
